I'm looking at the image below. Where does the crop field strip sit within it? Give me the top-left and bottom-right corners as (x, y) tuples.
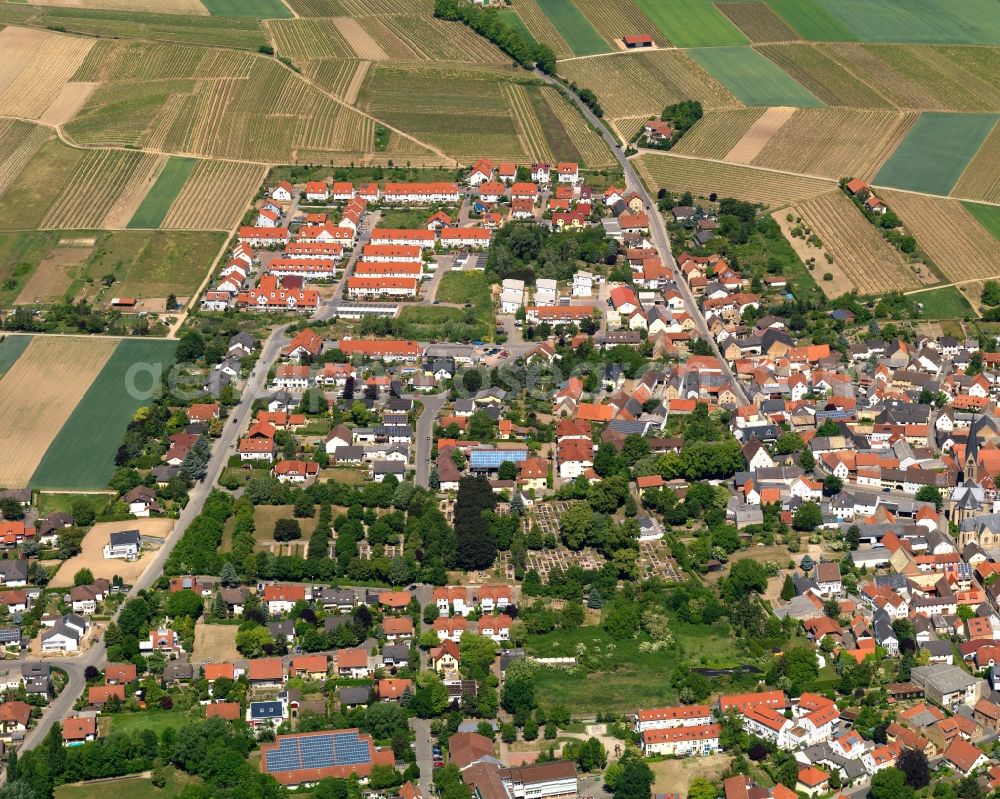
(571, 0), (669, 46)
(794, 191), (919, 293)
(538, 86), (615, 168)
(357, 15), (508, 63)
(40, 150), (165, 230)
(874, 112), (998, 195)
(753, 44), (894, 108)
(558, 50), (740, 122)
(0, 28), (95, 120)
(284, 0), (434, 15)
(127, 156), (198, 229)
(686, 46), (824, 107)
(511, 0), (573, 59)
(26, 0), (208, 13)
(504, 84), (553, 163)
(535, 0), (609, 56)
(264, 18), (354, 60)
(880, 190), (1000, 284)
(715, 3), (798, 43)
(0, 120), (51, 197)
(963, 203), (1000, 243)
(31, 338), (179, 491)
(162, 159), (266, 230)
(0, 5), (268, 50)
(670, 108), (766, 159)
(0, 336), (117, 489)
(952, 122), (1000, 204)
(303, 59), (365, 99)
(749, 108), (919, 181)
(0, 335), (31, 380)
(636, 152), (835, 209)
(200, 0), (292, 16)
(633, 0), (746, 48)
(723, 106), (796, 164)
(796, 0), (1000, 45)
(101, 154), (170, 229)
(0, 138), (84, 230)
(761, 0), (856, 41)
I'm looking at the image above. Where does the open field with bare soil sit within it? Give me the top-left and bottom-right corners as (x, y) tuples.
(51, 518), (174, 588)
(880, 189), (1000, 283)
(792, 191), (923, 294)
(724, 105), (796, 163)
(750, 108), (919, 181)
(636, 152), (835, 208)
(331, 18), (387, 60)
(952, 121), (1000, 203)
(192, 621), (240, 664)
(772, 209), (855, 299)
(0, 27), (95, 119)
(670, 108), (764, 159)
(15, 242), (94, 305)
(559, 49), (740, 123)
(25, 0), (208, 13)
(38, 82), (99, 126)
(0, 336), (116, 488)
(651, 754), (733, 798)
(162, 159), (265, 230)
(41, 150), (166, 230)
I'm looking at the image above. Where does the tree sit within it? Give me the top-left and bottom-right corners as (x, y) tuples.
(823, 474), (843, 496)
(73, 568), (94, 586)
(817, 419), (841, 437)
(559, 503), (594, 550)
(603, 602), (640, 640)
(220, 561), (239, 587)
(793, 502), (822, 531)
(687, 778), (718, 799)
(915, 485), (943, 510)
(274, 518), (301, 541)
(798, 449), (815, 471)
(459, 633), (498, 681)
(869, 767), (913, 799)
(982, 279), (1000, 306)
(587, 587), (602, 609)
(454, 476), (498, 570)
(500, 665), (536, 716)
(780, 574), (796, 601)
(726, 559), (768, 598)
(896, 749), (930, 789)
(497, 461), (518, 481)
(165, 589), (204, 619)
(606, 750), (653, 799)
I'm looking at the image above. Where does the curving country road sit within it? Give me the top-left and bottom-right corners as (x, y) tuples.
(536, 70), (749, 406)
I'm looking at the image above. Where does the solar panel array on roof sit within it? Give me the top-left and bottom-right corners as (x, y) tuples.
(469, 449), (528, 469)
(264, 731), (373, 775)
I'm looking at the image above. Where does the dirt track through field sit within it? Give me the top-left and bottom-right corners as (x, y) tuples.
(0, 337), (116, 488)
(724, 106), (796, 163)
(39, 82), (99, 126)
(333, 18), (388, 60)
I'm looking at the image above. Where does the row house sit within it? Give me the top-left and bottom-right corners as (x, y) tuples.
(237, 275), (318, 312)
(383, 182), (461, 204)
(440, 228), (492, 249)
(238, 226), (290, 247)
(346, 276), (419, 299)
(267, 258), (339, 280)
(641, 724), (720, 757)
(353, 261), (423, 279)
(634, 705), (712, 733)
(362, 244), (422, 262)
(369, 229), (436, 249)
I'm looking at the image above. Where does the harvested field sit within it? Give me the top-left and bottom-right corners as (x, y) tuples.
(559, 50), (739, 122)
(671, 108), (765, 159)
(755, 44), (893, 108)
(41, 150), (164, 230)
(162, 159), (265, 230)
(342, 61), (370, 104)
(794, 191), (921, 294)
(38, 82), (99, 126)
(636, 153), (835, 208)
(572, 0), (669, 46)
(50, 518), (174, 588)
(264, 18), (353, 60)
(750, 108), (919, 181)
(14, 243), (94, 305)
(0, 336), (116, 488)
(511, 0), (573, 59)
(0, 26), (51, 94)
(0, 28), (95, 119)
(26, 0), (207, 13)
(881, 190), (1000, 283)
(192, 621), (240, 663)
(724, 106), (796, 163)
(0, 120), (51, 197)
(952, 121), (1000, 203)
(715, 3), (798, 43)
(334, 18), (388, 60)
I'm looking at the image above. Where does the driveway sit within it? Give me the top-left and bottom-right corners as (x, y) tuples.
(409, 716), (435, 799)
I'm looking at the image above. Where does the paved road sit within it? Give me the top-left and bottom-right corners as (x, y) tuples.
(537, 71), (748, 406)
(407, 392), (448, 489)
(20, 324), (293, 752)
(409, 717), (435, 799)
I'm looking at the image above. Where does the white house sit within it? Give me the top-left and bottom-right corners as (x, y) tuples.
(573, 270), (593, 298)
(641, 724), (720, 757)
(103, 530), (140, 561)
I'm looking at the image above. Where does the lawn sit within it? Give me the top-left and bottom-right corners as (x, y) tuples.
(0, 334), (31, 378)
(379, 207), (454, 229)
(35, 491), (112, 518)
(912, 285), (974, 319)
(222, 503), (320, 550)
(633, 0), (747, 47)
(535, 0), (609, 55)
(686, 46), (823, 107)
(812, 0), (1000, 44)
(103, 708), (191, 736)
(525, 620), (745, 713)
(963, 201), (1000, 242)
(496, 9), (538, 46)
(764, 0), (857, 41)
(127, 157), (198, 229)
(30, 339), (178, 490)
(55, 767), (199, 799)
(200, 0), (293, 17)
(437, 270), (491, 308)
(874, 112), (999, 195)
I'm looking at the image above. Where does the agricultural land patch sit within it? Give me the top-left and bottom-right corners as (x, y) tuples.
(633, 0), (746, 48)
(670, 108), (766, 160)
(952, 121), (1000, 203)
(127, 157), (199, 229)
(686, 46), (824, 107)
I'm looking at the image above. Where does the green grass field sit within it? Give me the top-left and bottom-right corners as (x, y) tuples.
(912, 285), (973, 319)
(35, 491), (111, 518)
(380, 207), (456, 229)
(0, 231), (67, 304)
(963, 202), (1000, 242)
(127, 157), (198, 229)
(200, 0), (293, 18)
(104, 709), (192, 735)
(30, 339), (178, 490)
(0, 139), (82, 231)
(535, 0), (609, 55)
(496, 9), (538, 46)
(686, 46), (823, 106)
(437, 271), (491, 310)
(764, 0), (856, 40)
(55, 767), (199, 799)
(0, 334), (31, 379)
(634, 0), (747, 47)
(874, 112), (999, 195)
(812, 0), (1000, 44)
